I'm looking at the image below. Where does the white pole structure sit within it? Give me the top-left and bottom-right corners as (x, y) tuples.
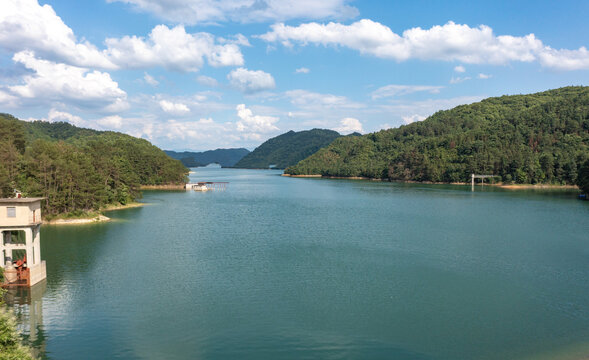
(471, 174), (495, 191)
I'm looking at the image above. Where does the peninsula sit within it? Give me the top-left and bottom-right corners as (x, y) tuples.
(0, 114), (188, 221)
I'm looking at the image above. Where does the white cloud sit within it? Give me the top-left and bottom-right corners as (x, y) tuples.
(7, 51), (128, 111)
(158, 118), (229, 142)
(0, 90), (18, 107)
(374, 95), (484, 130)
(454, 65), (466, 73)
(449, 76), (471, 84)
(260, 20), (589, 70)
(143, 72), (159, 86)
(478, 73), (492, 79)
(34, 110), (124, 130)
(107, 0), (358, 25)
(285, 89), (362, 109)
(288, 94), (484, 134)
(46, 109), (86, 127)
(371, 85), (443, 99)
(105, 25), (244, 71)
(402, 114), (426, 124)
(334, 117), (363, 134)
(127, 116), (256, 150)
(192, 93), (211, 102)
(135, 92), (229, 120)
(0, 0), (115, 69)
(159, 100), (190, 115)
(281, 90), (366, 131)
(5, 1), (588, 75)
(197, 75), (219, 87)
(97, 115), (124, 129)
(218, 33), (251, 47)
(26, 94), (488, 150)
(227, 68), (276, 93)
(537, 46), (589, 71)
(0, 1), (245, 72)
(104, 98), (131, 113)
(295, 67), (310, 74)
(32, 109), (236, 148)
(235, 104), (279, 137)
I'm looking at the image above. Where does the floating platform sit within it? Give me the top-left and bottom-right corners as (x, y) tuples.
(185, 182), (228, 191)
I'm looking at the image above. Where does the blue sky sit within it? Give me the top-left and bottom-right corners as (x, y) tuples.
(1, 0), (588, 151)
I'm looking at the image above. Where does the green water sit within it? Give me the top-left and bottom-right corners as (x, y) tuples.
(7, 168), (589, 359)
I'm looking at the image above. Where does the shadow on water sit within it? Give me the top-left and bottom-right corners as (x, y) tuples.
(41, 223), (112, 288)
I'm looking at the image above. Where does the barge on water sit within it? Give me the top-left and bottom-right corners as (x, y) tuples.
(185, 182), (229, 192)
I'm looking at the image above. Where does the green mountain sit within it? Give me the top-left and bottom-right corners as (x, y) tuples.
(165, 148), (250, 167)
(579, 160), (589, 195)
(234, 129), (341, 169)
(0, 113), (187, 216)
(23, 119), (102, 143)
(285, 87), (589, 186)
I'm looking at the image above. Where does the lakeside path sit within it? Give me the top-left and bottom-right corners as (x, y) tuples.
(43, 202), (146, 225)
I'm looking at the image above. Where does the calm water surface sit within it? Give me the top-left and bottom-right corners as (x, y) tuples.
(6, 168), (589, 359)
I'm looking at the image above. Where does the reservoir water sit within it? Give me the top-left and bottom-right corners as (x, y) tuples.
(6, 167), (589, 359)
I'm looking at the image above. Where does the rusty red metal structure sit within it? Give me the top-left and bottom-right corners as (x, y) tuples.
(1, 267), (31, 287)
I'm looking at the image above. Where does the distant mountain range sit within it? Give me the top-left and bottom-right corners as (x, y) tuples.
(233, 129), (347, 169)
(165, 148), (250, 168)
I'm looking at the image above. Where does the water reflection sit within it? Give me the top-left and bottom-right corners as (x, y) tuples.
(5, 280), (47, 358)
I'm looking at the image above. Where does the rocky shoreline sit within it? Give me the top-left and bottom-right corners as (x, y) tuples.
(282, 174), (579, 190)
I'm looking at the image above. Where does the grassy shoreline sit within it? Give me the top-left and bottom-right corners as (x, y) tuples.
(43, 202), (146, 225)
(101, 202), (146, 211)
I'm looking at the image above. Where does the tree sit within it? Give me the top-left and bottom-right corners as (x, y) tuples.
(0, 165), (12, 198)
(0, 113), (188, 216)
(285, 87), (589, 185)
(577, 160), (589, 194)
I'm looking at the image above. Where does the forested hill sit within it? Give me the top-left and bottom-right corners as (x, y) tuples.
(285, 87), (589, 186)
(0, 114), (187, 217)
(165, 148), (250, 167)
(23, 119), (102, 142)
(234, 129), (342, 169)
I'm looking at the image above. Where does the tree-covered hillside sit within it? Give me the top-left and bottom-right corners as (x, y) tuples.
(578, 160), (589, 195)
(234, 129), (341, 169)
(165, 148), (250, 167)
(285, 87), (589, 186)
(0, 114), (187, 216)
(23, 119), (102, 143)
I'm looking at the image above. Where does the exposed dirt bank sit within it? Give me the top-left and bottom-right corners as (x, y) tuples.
(140, 184), (185, 190)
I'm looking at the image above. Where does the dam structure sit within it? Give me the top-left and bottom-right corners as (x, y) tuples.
(0, 197), (47, 287)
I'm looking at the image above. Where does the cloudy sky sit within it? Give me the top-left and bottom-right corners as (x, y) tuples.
(1, 0), (588, 151)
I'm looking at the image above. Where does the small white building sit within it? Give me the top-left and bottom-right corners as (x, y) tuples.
(0, 197), (46, 287)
